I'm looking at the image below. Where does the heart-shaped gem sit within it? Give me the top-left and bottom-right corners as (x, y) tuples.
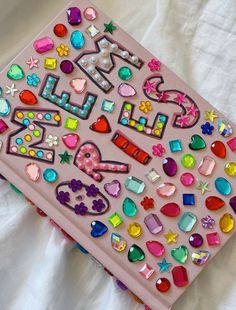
(122, 197), (137, 217)
(90, 221), (108, 238)
(189, 134), (206, 150)
(19, 90), (38, 105)
(205, 196), (225, 211)
(128, 244), (145, 262)
(7, 64), (25, 80)
(211, 140), (226, 158)
(90, 115), (111, 133)
(104, 180), (121, 197)
(146, 240), (165, 257)
(171, 245), (188, 264)
(62, 133), (80, 150)
(192, 250), (211, 266)
(70, 78), (87, 94)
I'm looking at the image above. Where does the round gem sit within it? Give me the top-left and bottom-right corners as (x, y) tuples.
(224, 162), (236, 177)
(43, 168), (58, 183)
(181, 153), (196, 168)
(156, 278), (171, 293)
(111, 233), (127, 252)
(118, 83), (136, 97)
(205, 196), (225, 211)
(122, 197), (137, 217)
(215, 177), (232, 196)
(219, 213), (234, 233)
(163, 157), (177, 177)
(83, 7), (98, 20)
(127, 222), (142, 238)
(156, 183), (176, 198)
(53, 24), (68, 37)
(189, 233), (203, 248)
(211, 140), (226, 158)
(180, 172), (195, 186)
(60, 60), (74, 74)
(118, 67), (132, 81)
(146, 240), (165, 257)
(70, 30), (85, 49)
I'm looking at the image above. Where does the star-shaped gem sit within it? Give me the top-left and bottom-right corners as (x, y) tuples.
(104, 21), (117, 34)
(5, 84), (19, 97)
(164, 230), (178, 244)
(143, 80), (157, 94)
(186, 104), (199, 117)
(178, 115), (190, 127)
(59, 151), (73, 164)
(156, 92), (170, 103)
(26, 57), (39, 69)
(196, 180), (210, 195)
(174, 93), (186, 105)
(157, 258), (172, 273)
(205, 110), (218, 123)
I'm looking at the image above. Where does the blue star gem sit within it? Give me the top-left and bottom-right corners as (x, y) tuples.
(157, 258), (172, 273)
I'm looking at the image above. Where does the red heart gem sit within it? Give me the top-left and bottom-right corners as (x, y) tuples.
(90, 115), (111, 133)
(19, 90), (38, 105)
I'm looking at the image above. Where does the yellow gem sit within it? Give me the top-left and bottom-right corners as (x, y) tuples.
(56, 44), (69, 57)
(33, 130), (41, 137)
(54, 114), (61, 122)
(127, 222), (142, 238)
(164, 230), (178, 244)
(224, 162), (236, 177)
(16, 112), (24, 119)
(24, 134), (32, 142)
(219, 213), (234, 233)
(205, 109), (218, 122)
(154, 129), (160, 135)
(44, 57), (57, 70)
(64, 117), (79, 131)
(29, 150), (36, 157)
(19, 146), (27, 154)
(181, 153), (196, 168)
(129, 120), (136, 127)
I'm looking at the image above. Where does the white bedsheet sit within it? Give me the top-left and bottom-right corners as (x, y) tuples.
(0, 0), (236, 309)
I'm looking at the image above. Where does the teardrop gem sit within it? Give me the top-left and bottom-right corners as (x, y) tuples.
(128, 244), (145, 262)
(211, 140), (226, 158)
(19, 90), (38, 105)
(122, 197), (137, 217)
(146, 240), (165, 257)
(219, 213), (235, 233)
(224, 162), (236, 177)
(163, 157), (177, 177)
(205, 196), (225, 211)
(156, 183), (176, 198)
(111, 233), (127, 252)
(160, 202), (180, 217)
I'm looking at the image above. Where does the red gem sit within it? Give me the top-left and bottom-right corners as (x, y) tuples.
(156, 277), (171, 292)
(53, 23), (68, 37)
(61, 229), (75, 241)
(205, 196), (225, 211)
(36, 207), (47, 217)
(19, 90), (38, 105)
(90, 115), (111, 133)
(160, 202), (180, 217)
(172, 266), (188, 287)
(141, 196), (154, 210)
(211, 140), (226, 158)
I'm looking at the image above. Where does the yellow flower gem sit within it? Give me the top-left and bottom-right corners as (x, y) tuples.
(139, 100), (152, 114)
(56, 44), (69, 57)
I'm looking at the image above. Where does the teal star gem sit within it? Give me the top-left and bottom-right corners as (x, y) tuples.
(196, 180), (210, 195)
(59, 151), (73, 164)
(157, 258), (172, 273)
(104, 21), (117, 34)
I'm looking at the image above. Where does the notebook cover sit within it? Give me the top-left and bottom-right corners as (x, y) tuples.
(0, 0), (236, 309)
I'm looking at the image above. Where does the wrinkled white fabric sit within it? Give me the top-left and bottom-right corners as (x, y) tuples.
(0, 0), (236, 309)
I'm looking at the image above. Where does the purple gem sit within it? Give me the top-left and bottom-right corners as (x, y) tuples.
(189, 233), (203, 248)
(67, 7), (82, 25)
(163, 157), (178, 177)
(116, 279), (128, 291)
(201, 215), (215, 229)
(104, 180), (121, 197)
(229, 196), (236, 214)
(56, 191), (70, 205)
(75, 202), (88, 216)
(60, 60), (74, 74)
(144, 214), (163, 235)
(69, 179), (83, 192)
(86, 184), (99, 197)
(92, 199), (105, 212)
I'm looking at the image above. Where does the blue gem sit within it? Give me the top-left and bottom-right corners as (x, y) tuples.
(120, 118), (128, 125)
(16, 138), (23, 145)
(37, 150), (44, 158)
(44, 113), (52, 120)
(101, 99), (115, 113)
(157, 258), (172, 273)
(23, 118), (30, 126)
(183, 193), (195, 206)
(75, 243), (89, 254)
(0, 97), (11, 117)
(178, 212), (197, 232)
(139, 117), (147, 125)
(90, 221), (108, 238)
(70, 30), (85, 49)
(215, 177), (232, 196)
(169, 139), (182, 152)
(159, 115), (167, 122)
(43, 168), (58, 183)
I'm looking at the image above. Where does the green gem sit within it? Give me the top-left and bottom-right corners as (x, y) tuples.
(10, 183), (22, 195)
(7, 64), (25, 80)
(64, 117), (79, 131)
(122, 197), (137, 217)
(181, 153), (196, 168)
(128, 244), (145, 262)
(59, 151), (73, 164)
(104, 21), (117, 34)
(189, 134), (206, 150)
(124, 103), (132, 110)
(171, 245), (188, 264)
(118, 67), (132, 81)
(124, 176), (145, 194)
(108, 212), (123, 227)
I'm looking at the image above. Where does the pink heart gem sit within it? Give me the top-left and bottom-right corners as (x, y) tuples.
(70, 78), (87, 94)
(104, 180), (121, 197)
(62, 133), (80, 150)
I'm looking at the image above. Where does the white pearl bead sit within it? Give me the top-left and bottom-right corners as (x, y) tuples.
(111, 44), (118, 51)
(101, 81), (109, 88)
(101, 39), (109, 47)
(103, 59), (111, 67)
(88, 66), (95, 74)
(101, 49), (109, 57)
(131, 56), (139, 64)
(122, 51), (129, 59)
(90, 56), (98, 64)
(81, 59), (88, 67)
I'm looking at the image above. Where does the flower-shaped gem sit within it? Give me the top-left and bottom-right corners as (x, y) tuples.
(56, 44), (69, 57)
(69, 179), (83, 192)
(45, 134), (58, 147)
(139, 100), (152, 114)
(141, 196), (154, 210)
(56, 191), (70, 205)
(92, 199), (105, 212)
(86, 184), (99, 197)
(152, 143), (166, 157)
(75, 202), (88, 216)
(201, 215), (215, 229)
(201, 122), (214, 135)
(148, 58), (161, 72)
(27, 73), (40, 87)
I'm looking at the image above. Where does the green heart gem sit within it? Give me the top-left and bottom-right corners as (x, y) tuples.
(189, 134), (206, 150)
(128, 244), (145, 262)
(122, 197), (137, 217)
(171, 245), (188, 264)
(7, 64), (25, 80)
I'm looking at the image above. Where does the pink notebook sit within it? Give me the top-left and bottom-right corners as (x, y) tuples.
(0, 0), (236, 309)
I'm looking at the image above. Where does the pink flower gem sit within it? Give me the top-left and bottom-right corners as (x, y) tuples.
(148, 58), (161, 72)
(156, 92), (170, 103)
(152, 144), (166, 157)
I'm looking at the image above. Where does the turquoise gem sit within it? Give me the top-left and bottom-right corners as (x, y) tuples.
(37, 151), (44, 158)
(101, 99), (115, 113)
(122, 197), (137, 217)
(215, 177), (232, 196)
(70, 30), (85, 49)
(120, 118), (128, 125)
(139, 117), (147, 125)
(44, 113), (52, 120)
(169, 139), (182, 153)
(124, 176), (145, 194)
(16, 138), (23, 145)
(88, 96), (95, 104)
(23, 119), (30, 126)
(178, 212), (197, 232)
(43, 168), (58, 183)
(0, 97), (11, 117)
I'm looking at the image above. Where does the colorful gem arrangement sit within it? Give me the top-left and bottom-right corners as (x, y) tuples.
(0, 1), (236, 309)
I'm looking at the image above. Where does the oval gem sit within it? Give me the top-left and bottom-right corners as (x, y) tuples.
(224, 162), (236, 177)
(215, 177), (232, 196)
(218, 119), (233, 137)
(146, 240), (165, 257)
(0, 98), (11, 116)
(127, 222), (142, 238)
(156, 183), (176, 198)
(192, 250), (211, 266)
(118, 83), (136, 97)
(198, 156), (216, 176)
(70, 30), (85, 49)
(122, 197), (137, 217)
(111, 233), (127, 252)
(219, 213), (235, 233)
(160, 202), (180, 217)
(163, 157), (177, 177)
(205, 196), (225, 211)
(19, 90), (38, 105)
(211, 140), (226, 158)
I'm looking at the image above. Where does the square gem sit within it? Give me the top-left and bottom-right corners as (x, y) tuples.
(108, 212), (123, 228)
(139, 263), (155, 280)
(64, 117), (79, 131)
(145, 168), (160, 183)
(86, 25), (100, 38)
(0, 119), (8, 134)
(169, 139), (182, 152)
(206, 232), (221, 246)
(183, 193), (195, 206)
(44, 57), (57, 70)
(101, 99), (115, 113)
